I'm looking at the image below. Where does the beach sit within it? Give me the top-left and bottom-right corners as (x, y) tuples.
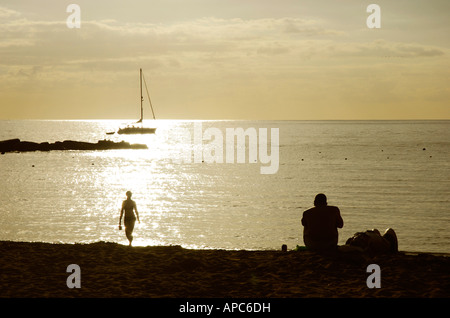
(1, 241), (449, 298)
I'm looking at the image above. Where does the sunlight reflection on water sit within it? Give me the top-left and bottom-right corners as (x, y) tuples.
(0, 120), (449, 253)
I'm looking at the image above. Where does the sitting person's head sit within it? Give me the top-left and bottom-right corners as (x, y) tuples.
(314, 193), (327, 207)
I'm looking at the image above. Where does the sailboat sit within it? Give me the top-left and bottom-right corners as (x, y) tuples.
(116, 68), (157, 135)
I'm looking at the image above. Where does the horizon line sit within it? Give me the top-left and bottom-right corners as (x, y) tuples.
(1, 118), (449, 122)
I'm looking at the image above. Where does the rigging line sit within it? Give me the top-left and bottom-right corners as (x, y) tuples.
(142, 72), (156, 120)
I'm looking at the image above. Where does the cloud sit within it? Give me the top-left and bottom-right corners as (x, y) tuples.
(396, 43), (445, 58)
(317, 39), (446, 59)
(1, 12), (446, 77)
(0, 38), (35, 48)
(0, 6), (21, 19)
(256, 43), (291, 56)
(0, 15), (345, 72)
(0, 6), (449, 120)
(365, 40), (446, 58)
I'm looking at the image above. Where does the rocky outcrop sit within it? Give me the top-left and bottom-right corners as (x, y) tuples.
(0, 138), (147, 153)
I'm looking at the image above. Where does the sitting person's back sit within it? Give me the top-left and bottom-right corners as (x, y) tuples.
(301, 194), (344, 252)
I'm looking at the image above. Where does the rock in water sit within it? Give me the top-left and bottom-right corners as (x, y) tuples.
(0, 139), (148, 153)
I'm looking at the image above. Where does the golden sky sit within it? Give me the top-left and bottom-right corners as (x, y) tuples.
(0, 0), (449, 120)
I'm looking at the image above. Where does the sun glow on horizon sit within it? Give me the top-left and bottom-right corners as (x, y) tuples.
(0, 1), (449, 120)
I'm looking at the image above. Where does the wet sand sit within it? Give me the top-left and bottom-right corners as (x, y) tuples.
(0, 241), (449, 298)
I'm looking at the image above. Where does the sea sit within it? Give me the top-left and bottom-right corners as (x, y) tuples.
(0, 120), (449, 253)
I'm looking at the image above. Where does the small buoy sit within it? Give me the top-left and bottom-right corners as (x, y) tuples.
(423, 148), (426, 151)
(345, 158), (347, 160)
(32, 165), (35, 167)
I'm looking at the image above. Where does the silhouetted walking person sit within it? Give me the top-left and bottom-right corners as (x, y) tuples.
(301, 193), (343, 252)
(119, 191), (140, 246)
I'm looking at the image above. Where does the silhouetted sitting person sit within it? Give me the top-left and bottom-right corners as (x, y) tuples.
(342, 228), (398, 255)
(301, 193), (344, 252)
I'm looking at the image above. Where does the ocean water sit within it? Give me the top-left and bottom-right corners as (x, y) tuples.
(0, 120), (449, 253)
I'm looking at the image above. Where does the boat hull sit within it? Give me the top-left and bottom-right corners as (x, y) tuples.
(117, 127), (156, 134)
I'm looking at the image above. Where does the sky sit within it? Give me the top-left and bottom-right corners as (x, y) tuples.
(0, 0), (449, 120)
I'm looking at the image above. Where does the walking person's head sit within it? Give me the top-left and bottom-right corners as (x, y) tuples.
(126, 191), (132, 199)
(314, 193), (327, 207)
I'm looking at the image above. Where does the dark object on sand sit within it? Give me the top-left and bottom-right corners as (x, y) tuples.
(344, 228), (398, 255)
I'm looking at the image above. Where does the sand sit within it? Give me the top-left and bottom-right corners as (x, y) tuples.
(0, 241), (449, 298)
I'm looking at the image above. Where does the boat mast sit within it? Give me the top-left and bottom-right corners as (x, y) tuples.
(142, 71), (156, 120)
(138, 68), (143, 123)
